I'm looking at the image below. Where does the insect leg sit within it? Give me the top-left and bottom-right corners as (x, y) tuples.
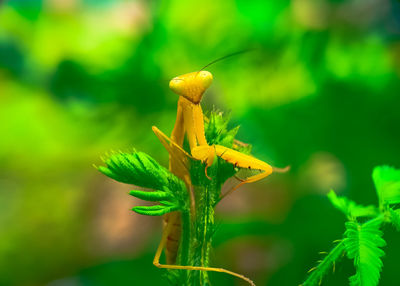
(152, 126), (196, 214)
(192, 104), (208, 146)
(152, 125), (193, 180)
(233, 139), (250, 149)
(152, 126), (193, 160)
(273, 166), (291, 173)
(170, 101), (185, 147)
(211, 145), (278, 200)
(153, 212), (256, 286)
(191, 145), (217, 179)
(182, 102), (198, 150)
(220, 171), (272, 201)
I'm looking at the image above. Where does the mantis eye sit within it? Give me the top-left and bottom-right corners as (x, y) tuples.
(198, 71), (213, 89)
(169, 78), (185, 95)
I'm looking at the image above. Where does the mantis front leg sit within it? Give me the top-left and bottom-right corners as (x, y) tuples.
(191, 144), (288, 200)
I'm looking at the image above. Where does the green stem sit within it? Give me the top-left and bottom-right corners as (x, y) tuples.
(179, 209), (191, 284)
(302, 240), (346, 286)
(186, 164), (219, 286)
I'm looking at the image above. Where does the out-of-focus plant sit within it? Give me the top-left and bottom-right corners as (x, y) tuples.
(302, 166), (400, 286)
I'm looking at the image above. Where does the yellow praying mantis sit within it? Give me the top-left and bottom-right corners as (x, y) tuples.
(150, 58), (289, 286)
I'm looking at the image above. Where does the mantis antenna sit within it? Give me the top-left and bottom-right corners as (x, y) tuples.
(198, 49), (255, 71)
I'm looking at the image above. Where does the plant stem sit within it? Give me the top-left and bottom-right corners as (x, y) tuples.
(179, 209), (191, 283)
(302, 240), (346, 286)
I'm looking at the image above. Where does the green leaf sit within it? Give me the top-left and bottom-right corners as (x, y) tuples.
(97, 151), (169, 190)
(98, 150), (190, 216)
(129, 190), (172, 202)
(389, 208), (400, 231)
(327, 190), (378, 218)
(373, 165), (400, 205)
(302, 240), (345, 286)
(204, 111), (251, 154)
(132, 205), (179, 216)
(196, 110), (253, 195)
(344, 218), (386, 286)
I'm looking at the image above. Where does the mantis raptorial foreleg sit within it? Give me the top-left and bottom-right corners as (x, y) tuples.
(153, 125), (285, 200)
(152, 126), (196, 216)
(152, 211), (256, 286)
(152, 126), (193, 171)
(191, 144), (288, 199)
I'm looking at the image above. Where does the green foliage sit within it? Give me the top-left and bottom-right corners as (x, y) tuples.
(97, 151), (189, 216)
(205, 111), (251, 154)
(344, 219), (385, 286)
(373, 166), (400, 206)
(129, 189), (172, 201)
(97, 151), (170, 189)
(302, 166), (400, 286)
(302, 241), (345, 286)
(327, 190), (378, 219)
(389, 208), (400, 231)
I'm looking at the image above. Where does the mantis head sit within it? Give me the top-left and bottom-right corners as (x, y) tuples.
(169, 71), (213, 104)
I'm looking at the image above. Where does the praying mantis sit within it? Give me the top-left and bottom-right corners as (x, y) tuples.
(151, 63), (288, 285)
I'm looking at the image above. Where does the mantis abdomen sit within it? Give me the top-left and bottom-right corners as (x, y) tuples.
(163, 212), (181, 264)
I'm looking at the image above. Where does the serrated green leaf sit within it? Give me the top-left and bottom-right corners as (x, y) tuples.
(204, 111), (251, 154)
(132, 205), (179, 216)
(328, 190), (378, 218)
(98, 150), (189, 214)
(389, 208), (400, 231)
(373, 165), (400, 205)
(98, 151), (169, 190)
(344, 218), (386, 286)
(129, 190), (172, 201)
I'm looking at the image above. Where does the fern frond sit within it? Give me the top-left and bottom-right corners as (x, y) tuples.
(373, 166), (400, 206)
(302, 240), (346, 286)
(344, 217), (386, 286)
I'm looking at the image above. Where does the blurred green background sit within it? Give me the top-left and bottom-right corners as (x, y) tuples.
(1, 0), (400, 285)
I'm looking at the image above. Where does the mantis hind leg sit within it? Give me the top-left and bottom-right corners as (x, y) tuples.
(153, 212), (256, 286)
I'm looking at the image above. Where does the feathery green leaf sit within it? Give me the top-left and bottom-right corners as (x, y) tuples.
(344, 218), (386, 286)
(97, 151), (169, 190)
(129, 190), (172, 201)
(98, 150), (189, 216)
(132, 205), (179, 216)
